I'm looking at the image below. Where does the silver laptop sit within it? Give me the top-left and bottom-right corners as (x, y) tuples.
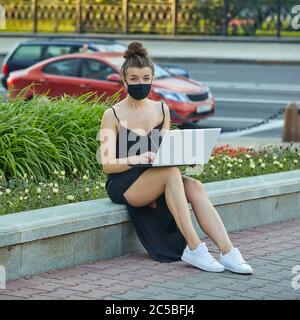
(131, 128), (221, 167)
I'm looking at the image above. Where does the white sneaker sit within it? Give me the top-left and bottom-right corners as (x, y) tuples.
(181, 242), (225, 273)
(219, 247), (253, 274)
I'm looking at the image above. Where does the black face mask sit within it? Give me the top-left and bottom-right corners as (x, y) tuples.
(125, 80), (152, 100)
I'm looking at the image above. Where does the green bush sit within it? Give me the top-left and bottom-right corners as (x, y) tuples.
(0, 90), (120, 181)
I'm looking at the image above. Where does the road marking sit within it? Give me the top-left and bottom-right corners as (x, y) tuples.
(204, 116), (265, 122)
(220, 120), (284, 138)
(206, 81), (300, 92)
(215, 97), (298, 105)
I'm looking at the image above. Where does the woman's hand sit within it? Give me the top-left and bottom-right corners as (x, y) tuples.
(128, 151), (156, 165)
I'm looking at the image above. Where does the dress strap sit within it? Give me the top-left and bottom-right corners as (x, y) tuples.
(111, 107), (120, 123)
(161, 101), (165, 121)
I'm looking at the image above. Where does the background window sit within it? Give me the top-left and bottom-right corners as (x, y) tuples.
(42, 59), (80, 77)
(81, 59), (114, 80)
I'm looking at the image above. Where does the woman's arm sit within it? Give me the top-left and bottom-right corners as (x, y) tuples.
(98, 108), (135, 174)
(161, 101), (171, 136)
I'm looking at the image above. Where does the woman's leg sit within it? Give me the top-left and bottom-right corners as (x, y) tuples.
(182, 175), (233, 254)
(123, 167), (201, 250)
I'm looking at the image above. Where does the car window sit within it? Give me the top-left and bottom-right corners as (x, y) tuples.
(10, 45), (42, 62)
(42, 58), (80, 77)
(43, 45), (74, 59)
(81, 59), (115, 80)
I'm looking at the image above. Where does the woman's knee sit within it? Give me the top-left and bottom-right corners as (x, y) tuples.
(183, 176), (205, 193)
(163, 166), (182, 182)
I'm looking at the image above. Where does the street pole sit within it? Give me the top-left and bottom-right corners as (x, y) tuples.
(276, 0), (281, 38)
(223, 0), (228, 36)
(32, 0), (37, 33)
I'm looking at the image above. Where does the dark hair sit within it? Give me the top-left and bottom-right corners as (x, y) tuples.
(121, 41), (155, 82)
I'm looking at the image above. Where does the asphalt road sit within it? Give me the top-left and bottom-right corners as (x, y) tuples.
(1, 56), (299, 139)
(158, 61), (300, 139)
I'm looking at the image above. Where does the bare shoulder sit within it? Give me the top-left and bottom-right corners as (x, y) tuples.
(101, 106), (118, 129)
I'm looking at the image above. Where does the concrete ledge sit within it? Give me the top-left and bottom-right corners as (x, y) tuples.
(1, 169), (300, 281)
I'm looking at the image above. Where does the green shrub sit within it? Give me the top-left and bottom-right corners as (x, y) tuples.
(0, 90), (120, 181)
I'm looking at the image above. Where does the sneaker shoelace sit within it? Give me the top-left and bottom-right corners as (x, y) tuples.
(197, 248), (218, 264)
(233, 251), (247, 265)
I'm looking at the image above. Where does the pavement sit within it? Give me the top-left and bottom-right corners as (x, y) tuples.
(0, 218), (299, 300)
(0, 34), (300, 64)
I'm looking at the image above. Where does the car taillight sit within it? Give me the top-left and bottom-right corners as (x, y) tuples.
(7, 77), (15, 87)
(2, 63), (8, 76)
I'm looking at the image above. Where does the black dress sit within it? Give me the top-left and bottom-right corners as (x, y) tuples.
(105, 101), (187, 262)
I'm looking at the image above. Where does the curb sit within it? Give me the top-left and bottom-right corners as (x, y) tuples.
(0, 32), (300, 43)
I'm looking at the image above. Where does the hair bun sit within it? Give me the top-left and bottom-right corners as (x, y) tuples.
(123, 41), (148, 60)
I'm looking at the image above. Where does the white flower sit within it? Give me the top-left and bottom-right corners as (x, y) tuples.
(226, 170), (231, 175)
(52, 188), (59, 194)
(20, 196), (24, 201)
(53, 170), (59, 175)
(83, 175), (89, 180)
(95, 186), (100, 190)
(294, 159), (298, 164)
(85, 187), (90, 192)
(0, 191), (3, 196)
(227, 163), (233, 168)
(5, 189), (11, 194)
(279, 164), (283, 168)
(214, 170), (218, 174)
(238, 164), (242, 167)
(24, 189), (29, 194)
(245, 154), (251, 159)
(100, 182), (105, 188)
(66, 195), (75, 200)
(60, 171), (65, 176)
(73, 168), (78, 174)
(258, 158), (263, 163)
(54, 183), (58, 188)
(261, 163), (266, 168)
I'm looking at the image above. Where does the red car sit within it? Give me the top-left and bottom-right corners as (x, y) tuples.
(7, 52), (215, 125)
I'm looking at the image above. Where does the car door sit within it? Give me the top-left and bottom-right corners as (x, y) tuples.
(7, 44), (43, 74)
(79, 58), (123, 101)
(40, 58), (83, 97)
